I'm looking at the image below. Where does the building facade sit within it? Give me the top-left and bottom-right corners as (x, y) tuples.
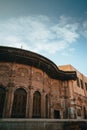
(0, 46), (87, 119)
(59, 65), (87, 119)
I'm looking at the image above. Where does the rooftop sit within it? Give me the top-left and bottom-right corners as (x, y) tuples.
(0, 46), (77, 80)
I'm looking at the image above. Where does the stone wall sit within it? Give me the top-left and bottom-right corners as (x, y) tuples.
(0, 119), (87, 130)
(59, 64), (87, 119)
(0, 62), (87, 119)
(0, 62), (64, 118)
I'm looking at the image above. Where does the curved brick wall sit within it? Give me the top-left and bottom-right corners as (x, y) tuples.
(0, 46), (76, 119)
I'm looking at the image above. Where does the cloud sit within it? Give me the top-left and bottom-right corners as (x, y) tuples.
(0, 15), (79, 54)
(82, 20), (87, 38)
(85, 11), (87, 15)
(62, 48), (75, 56)
(51, 16), (79, 43)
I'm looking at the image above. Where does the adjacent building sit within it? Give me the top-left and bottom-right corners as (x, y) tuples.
(0, 46), (87, 119)
(59, 65), (87, 119)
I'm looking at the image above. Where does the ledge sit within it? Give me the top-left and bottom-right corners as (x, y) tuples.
(0, 46), (77, 80)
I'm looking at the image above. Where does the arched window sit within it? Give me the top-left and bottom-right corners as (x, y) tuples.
(0, 87), (6, 117)
(11, 88), (27, 118)
(33, 91), (41, 118)
(45, 94), (49, 118)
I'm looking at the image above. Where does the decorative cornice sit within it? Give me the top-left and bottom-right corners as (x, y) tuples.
(0, 46), (77, 80)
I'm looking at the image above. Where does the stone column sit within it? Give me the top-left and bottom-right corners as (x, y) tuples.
(28, 66), (33, 118)
(75, 98), (78, 119)
(49, 93), (53, 118)
(3, 83), (14, 118)
(82, 106), (84, 119)
(41, 92), (45, 118)
(28, 89), (33, 118)
(25, 89), (30, 118)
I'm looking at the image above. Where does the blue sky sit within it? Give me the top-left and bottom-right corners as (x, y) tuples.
(0, 0), (87, 76)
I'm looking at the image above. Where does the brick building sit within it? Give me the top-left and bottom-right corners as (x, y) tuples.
(59, 65), (87, 119)
(0, 46), (86, 119)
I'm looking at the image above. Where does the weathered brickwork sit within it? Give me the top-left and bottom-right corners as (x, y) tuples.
(59, 65), (87, 119)
(0, 46), (86, 119)
(0, 62), (63, 118)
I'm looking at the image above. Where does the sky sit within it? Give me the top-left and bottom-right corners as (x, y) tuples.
(0, 0), (87, 76)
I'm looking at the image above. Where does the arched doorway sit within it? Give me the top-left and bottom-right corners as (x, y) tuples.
(11, 88), (27, 118)
(0, 87), (6, 117)
(54, 110), (60, 119)
(32, 91), (41, 118)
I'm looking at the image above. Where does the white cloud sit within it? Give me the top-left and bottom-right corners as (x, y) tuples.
(82, 20), (87, 38)
(0, 15), (79, 54)
(85, 11), (87, 15)
(51, 16), (79, 43)
(62, 47), (75, 56)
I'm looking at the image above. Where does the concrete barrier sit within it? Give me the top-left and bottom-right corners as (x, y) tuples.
(0, 119), (87, 130)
